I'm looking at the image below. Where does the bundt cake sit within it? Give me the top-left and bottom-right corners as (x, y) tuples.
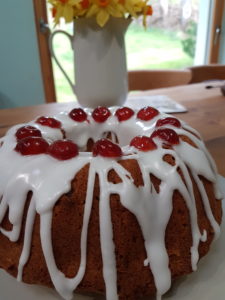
(0, 106), (223, 300)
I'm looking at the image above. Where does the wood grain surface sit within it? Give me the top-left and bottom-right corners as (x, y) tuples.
(0, 82), (225, 175)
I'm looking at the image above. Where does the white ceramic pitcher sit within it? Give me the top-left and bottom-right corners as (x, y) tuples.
(49, 18), (131, 108)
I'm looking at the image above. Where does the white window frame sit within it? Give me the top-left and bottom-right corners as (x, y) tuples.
(194, 0), (213, 65)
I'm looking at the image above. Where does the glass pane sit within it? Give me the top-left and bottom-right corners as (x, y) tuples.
(126, 0), (200, 70)
(47, 9), (75, 102)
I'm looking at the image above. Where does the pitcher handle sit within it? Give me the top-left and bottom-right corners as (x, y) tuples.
(49, 30), (76, 94)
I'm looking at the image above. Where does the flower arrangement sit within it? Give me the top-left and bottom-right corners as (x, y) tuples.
(49, 0), (153, 27)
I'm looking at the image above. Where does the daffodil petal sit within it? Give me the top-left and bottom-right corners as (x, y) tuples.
(108, 6), (123, 17)
(86, 4), (99, 17)
(96, 9), (109, 27)
(55, 5), (64, 22)
(63, 6), (74, 22)
(69, 0), (80, 5)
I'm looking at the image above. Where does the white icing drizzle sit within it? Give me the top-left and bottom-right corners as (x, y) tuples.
(0, 107), (223, 300)
(17, 199), (36, 281)
(97, 159), (119, 300)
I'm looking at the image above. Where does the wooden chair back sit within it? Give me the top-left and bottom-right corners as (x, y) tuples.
(128, 69), (192, 91)
(189, 64), (225, 83)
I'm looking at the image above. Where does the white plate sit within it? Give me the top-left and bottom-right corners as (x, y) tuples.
(0, 177), (225, 300)
(125, 95), (187, 113)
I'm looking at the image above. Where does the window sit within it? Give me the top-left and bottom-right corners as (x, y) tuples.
(44, 0), (221, 102)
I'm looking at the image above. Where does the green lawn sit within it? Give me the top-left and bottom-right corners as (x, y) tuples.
(126, 26), (193, 69)
(52, 23), (193, 102)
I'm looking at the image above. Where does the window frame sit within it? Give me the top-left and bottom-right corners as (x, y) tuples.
(33, 0), (56, 103)
(208, 0), (225, 63)
(195, 0), (225, 65)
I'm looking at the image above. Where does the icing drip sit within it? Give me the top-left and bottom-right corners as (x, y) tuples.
(17, 199), (36, 281)
(116, 152), (173, 298)
(0, 107), (223, 300)
(97, 159), (119, 300)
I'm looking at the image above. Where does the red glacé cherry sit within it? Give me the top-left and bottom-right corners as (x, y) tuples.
(137, 106), (159, 121)
(93, 139), (122, 157)
(16, 126), (42, 140)
(47, 140), (78, 160)
(115, 107), (134, 122)
(130, 136), (157, 151)
(36, 116), (61, 128)
(15, 137), (49, 155)
(151, 128), (180, 145)
(92, 107), (111, 123)
(156, 117), (181, 128)
(69, 108), (87, 122)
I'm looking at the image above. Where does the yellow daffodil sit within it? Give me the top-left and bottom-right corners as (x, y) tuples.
(118, 0), (144, 18)
(76, 0), (91, 16)
(49, 0), (80, 24)
(85, 0), (123, 27)
(49, 0), (153, 27)
(143, 4), (153, 27)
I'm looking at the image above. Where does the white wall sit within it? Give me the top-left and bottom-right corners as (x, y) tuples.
(0, 0), (45, 109)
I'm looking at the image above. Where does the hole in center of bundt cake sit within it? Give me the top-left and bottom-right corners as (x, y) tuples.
(102, 132), (119, 144)
(86, 132), (119, 152)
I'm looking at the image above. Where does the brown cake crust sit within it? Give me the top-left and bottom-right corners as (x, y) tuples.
(0, 152), (222, 299)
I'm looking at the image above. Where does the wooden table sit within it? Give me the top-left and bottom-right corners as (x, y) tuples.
(0, 82), (225, 175)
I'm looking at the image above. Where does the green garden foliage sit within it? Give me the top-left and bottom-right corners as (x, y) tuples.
(181, 21), (197, 58)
